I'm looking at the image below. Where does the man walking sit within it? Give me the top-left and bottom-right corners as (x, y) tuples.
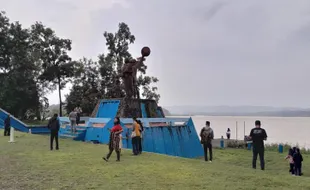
(48, 114), (60, 151)
(249, 120), (267, 170)
(200, 121), (214, 162)
(4, 114), (11, 136)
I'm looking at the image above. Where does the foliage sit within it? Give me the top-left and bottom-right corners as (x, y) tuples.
(66, 58), (101, 114)
(0, 11), (41, 119)
(30, 22), (78, 116)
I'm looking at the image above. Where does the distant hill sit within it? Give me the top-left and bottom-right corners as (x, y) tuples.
(164, 105), (310, 117)
(162, 107), (171, 116)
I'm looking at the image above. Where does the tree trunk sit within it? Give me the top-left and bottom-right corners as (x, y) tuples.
(58, 76), (62, 116)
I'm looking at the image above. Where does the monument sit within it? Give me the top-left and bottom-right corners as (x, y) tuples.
(57, 46), (204, 158)
(91, 47), (160, 118)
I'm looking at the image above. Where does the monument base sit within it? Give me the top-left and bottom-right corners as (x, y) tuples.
(91, 98), (165, 118)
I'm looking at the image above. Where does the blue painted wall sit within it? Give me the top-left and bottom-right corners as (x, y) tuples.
(140, 103), (147, 118)
(96, 100), (120, 118)
(78, 117), (204, 158)
(28, 126), (50, 134)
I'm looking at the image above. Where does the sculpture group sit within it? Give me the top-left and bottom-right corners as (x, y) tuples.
(120, 47), (151, 99)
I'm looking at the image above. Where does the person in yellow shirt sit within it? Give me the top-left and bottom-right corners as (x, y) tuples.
(132, 117), (141, 155)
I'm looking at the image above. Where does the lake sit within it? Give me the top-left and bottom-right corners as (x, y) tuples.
(176, 116), (310, 149)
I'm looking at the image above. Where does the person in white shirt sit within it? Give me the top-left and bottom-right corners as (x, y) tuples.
(69, 110), (77, 133)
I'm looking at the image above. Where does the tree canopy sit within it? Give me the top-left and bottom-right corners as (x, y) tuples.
(0, 11), (160, 119)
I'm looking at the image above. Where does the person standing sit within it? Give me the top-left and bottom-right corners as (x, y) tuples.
(131, 117), (141, 155)
(103, 117), (123, 162)
(200, 121), (214, 162)
(4, 114), (11, 136)
(76, 107), (81, 126)
(137, 120), (144, 154)
(249, 120), (267, 170)
(47, 114), (60, 151)
(293, 148), (303, 176)
(69, 110), (77, 133)
(226, 128), (231, 140)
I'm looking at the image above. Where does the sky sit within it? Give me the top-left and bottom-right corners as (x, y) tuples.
(2, 0), (310, 108)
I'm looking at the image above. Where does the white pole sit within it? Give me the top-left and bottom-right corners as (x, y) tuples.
(235, 121), (238, 140)
(8, 127), (15, 143)
(244, 121), (245, 138)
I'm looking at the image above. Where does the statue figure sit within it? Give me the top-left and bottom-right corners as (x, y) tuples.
(121, 58), (135, 99)
(121, 47), (151, 99)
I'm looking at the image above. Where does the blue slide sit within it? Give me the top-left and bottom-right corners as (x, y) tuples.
(0, 108), (29, 132)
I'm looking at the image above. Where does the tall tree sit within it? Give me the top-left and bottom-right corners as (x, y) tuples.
(0, 12), (41, 118)
(66, 58), (101, 115)
(30, 22), (75, 116)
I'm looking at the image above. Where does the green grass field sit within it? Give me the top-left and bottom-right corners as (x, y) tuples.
(0, 131), (309, 190)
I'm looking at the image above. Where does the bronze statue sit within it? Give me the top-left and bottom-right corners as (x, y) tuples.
(121, 47), (151, 99)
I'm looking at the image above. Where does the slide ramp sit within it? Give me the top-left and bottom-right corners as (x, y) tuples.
(0, 108), (29, 132)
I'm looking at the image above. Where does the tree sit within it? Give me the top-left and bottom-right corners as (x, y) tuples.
(66, 58), (101, 115)
(0, 12), (42, 118)
(30, 22), (76, 116)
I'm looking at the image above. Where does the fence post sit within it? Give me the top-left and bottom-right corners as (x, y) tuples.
(8, 127), (15, 143)
(243, 121), (245, 138)
(235, 121), (238, 140)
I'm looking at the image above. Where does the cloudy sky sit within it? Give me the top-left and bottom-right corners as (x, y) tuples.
(2, 0), (310, 108)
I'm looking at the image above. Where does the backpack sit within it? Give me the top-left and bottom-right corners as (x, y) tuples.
(201, 128), (212, 144)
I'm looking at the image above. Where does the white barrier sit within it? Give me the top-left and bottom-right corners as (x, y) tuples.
(8, 127), (15, 143)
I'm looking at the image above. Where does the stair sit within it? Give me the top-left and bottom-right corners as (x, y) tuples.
(59, 126), (87, 141)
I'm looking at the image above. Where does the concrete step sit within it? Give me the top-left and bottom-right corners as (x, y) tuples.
(60, 134), (77, 138)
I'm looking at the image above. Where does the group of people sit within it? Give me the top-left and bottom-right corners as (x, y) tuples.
(200, 120), (268, 170)
(102, 117), (144, 162)
(69, 107), (82, 133)
(285, 147), (303, 176)
(200, 120), (268, 169)
(199, 120), (305, 176)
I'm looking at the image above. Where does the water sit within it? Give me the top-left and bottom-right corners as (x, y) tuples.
(175, 116), (310, 149)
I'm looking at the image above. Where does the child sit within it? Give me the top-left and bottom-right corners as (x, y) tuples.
(293, 148), (303, 176)
(285, 148), (295, 175)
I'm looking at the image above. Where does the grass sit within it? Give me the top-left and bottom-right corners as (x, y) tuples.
(0, 131), (309, 190)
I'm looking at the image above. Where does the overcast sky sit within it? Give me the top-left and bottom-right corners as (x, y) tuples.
(2, 0), (310, 108)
